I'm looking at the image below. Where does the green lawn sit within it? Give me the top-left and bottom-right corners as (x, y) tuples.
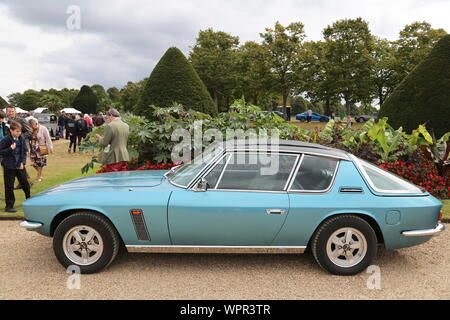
(0, 139), (99, 219)
(442, 200), (450, 221)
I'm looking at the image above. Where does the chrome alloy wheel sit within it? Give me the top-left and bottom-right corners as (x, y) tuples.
(326, 227), (368, 268)
(62, 226), (104, 266)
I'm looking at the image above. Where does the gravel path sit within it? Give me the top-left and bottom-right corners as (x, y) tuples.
(0, 221), (449, 300)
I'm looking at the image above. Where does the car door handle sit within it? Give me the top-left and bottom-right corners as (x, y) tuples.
(266, 209), (286, 215)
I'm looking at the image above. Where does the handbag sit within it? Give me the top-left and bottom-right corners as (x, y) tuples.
(38, 144), (49, 155)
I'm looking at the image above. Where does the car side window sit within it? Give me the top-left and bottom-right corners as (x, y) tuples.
(215, 153), (298, 191)
(291, 155), (339, 191)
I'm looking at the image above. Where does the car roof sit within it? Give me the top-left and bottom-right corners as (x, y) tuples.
(218, 139), (351, 160)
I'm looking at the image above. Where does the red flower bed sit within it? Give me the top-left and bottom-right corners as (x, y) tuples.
(96, 159), (177, 174)
(379, 160), (450, 199)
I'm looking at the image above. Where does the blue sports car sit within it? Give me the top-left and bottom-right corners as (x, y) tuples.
(296, 112), (330, 122)
(20, 140), (445, 275)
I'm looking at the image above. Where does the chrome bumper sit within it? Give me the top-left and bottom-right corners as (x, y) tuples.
(20, 221), (43, 230)
(402, 223), (445, 237)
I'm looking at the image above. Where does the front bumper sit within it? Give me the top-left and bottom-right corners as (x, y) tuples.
(401, 223), (445, 237)
(20, 221), (43, 230)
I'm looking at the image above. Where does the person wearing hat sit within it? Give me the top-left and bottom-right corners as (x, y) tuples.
(96, 108), (129, 168)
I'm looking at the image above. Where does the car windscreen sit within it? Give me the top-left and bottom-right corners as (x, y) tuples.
(169, 146), (223, 187)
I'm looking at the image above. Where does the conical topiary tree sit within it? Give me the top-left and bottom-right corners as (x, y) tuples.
(72, 85), (98, 114)
(135, 47), (217, 119)
(379, 34), (450, 138)
(0, 95), (8, 108)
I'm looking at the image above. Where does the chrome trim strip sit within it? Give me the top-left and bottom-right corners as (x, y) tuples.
(231, 148), (349, 160)
(186, 148), (226, 189)
(287, 154), (305, 191)
(126, 245), (306, 254)
(20, 221), (43, 229)
(214, 153), (232, 190)
(283, 154), (301, 191)
(402, 223), (445, 237)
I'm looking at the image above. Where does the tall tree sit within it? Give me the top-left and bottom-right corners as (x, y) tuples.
(189, 28), (240, 111)
(120, 80), (146, 113)
(72, 85), (98, 114)
(0, 95), (8, 108)
(371, 38), (398, 106)
(235, 41), (274, 106)
(107, 87), (121, 102)
(7, 89), (42, 111)
(91, 84), (108, 102)
(260, 21), (306, 107)
(301, 41), (339, 116)
(38, 94), (65, 113)
(136, 47), (217, 119)
(394, 21), (447, 79)
(322, 18), (375, 114)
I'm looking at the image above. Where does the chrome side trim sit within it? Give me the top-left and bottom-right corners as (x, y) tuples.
(126, 245), (306, 254)
(402, 223), (445, 237)
(20, 221), (43, 229)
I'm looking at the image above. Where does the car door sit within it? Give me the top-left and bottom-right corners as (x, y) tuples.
(168, 152), (299, 246)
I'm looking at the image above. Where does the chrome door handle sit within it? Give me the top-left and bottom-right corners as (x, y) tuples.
(266, 209), (286, 215)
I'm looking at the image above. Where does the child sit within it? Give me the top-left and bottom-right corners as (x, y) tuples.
(0, 121), (31, 212)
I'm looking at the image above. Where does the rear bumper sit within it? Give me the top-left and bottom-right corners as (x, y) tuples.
(20, 220), (43, 230)
(401, 223), (445, 237)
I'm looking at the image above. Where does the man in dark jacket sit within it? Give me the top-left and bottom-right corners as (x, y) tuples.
(5, 105), (32, 190)
(58, 112), (68, 139)
(0, 121), (31, 212)
(66, 115), (78, 153)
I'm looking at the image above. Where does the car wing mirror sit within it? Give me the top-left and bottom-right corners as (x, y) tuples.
(193, 178), (209, 192)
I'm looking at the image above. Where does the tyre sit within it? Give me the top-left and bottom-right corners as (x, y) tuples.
(357, 117), (365, 123)
(53, 212), (121, 274)
(311, 215), (377, 276)
(299, 118), (306, 122)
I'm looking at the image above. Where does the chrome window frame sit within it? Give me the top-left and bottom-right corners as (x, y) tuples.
(287, 154), (341, 194)
(350, 155), (424, 195)
(194, 151), (300, 193)
(168, 147), (225, 189)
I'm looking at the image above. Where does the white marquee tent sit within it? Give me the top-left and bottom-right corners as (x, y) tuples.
(60, 107), (82, 114)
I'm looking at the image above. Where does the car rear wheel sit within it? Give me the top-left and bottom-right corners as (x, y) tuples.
(357, 117), (365, 123)
(299, 118), (306, 122)
(53, 212), (121, 274)
(311, 215), (377, 276)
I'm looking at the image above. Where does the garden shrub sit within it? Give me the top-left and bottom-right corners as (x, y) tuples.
(135, 47), (217, 120)
(379, 35), (450, 138)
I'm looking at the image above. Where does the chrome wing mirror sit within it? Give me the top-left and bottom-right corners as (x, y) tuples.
(193, 178), (209, 192)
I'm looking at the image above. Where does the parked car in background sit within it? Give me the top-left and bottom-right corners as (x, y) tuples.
(355, 112), (378, 123)
(35, 113), (59, 140)
(296, 112), (329, 122)
(262, 110), (285, 119)
(20, 140), (444, 275)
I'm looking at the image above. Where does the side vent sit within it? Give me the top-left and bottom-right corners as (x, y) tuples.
(130, 209), (151, 241)
(339, 187), (363, 193)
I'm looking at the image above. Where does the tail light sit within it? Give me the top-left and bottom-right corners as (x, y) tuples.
(438, 209), (443, 222)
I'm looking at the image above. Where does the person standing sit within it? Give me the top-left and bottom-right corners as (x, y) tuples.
(0, 110), (8, 139)
(0, 121), (31, 212)
(96, 108), (129, 169)
(307, 109), (313, 123)
(75, 114), (88, 146)
(28, 119), (53, 182)
(83, 114), (93, 133)
(93, 113), (105, 127)
(66, 115), (78, 153)
(5, 105), (33, 190)
(58, 111), (68, 139)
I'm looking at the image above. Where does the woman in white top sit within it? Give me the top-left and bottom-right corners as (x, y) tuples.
(28, 119), (53, 182)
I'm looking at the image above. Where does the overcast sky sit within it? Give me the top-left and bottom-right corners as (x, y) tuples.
(0, 0), (448, 99)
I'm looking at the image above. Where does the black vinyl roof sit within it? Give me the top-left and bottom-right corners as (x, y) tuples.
(218, 139), (351, 160)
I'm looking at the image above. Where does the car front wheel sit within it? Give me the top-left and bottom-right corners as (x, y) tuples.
(311, 215), (377, 276)
(53, 212), (121, 274)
